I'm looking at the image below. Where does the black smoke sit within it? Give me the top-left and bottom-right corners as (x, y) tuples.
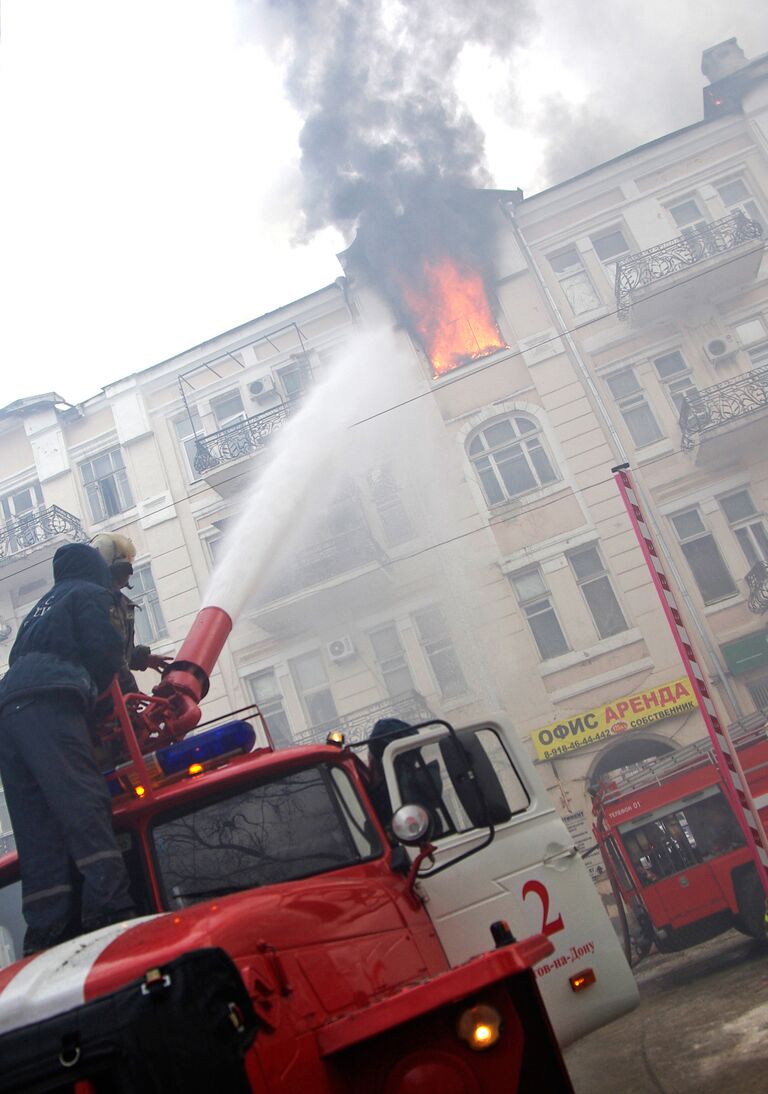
(252, 0), (534, 237)
(240, 0), (534, 350)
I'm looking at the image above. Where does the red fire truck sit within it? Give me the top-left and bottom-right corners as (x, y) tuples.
(594, 714), (768, 955)
(0, 607), (637, 1092)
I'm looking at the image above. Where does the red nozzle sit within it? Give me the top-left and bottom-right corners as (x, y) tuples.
(153, 606), (233, 738)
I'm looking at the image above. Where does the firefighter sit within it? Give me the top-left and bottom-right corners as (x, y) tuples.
(91, 533), (172, 692)
(367, 718), (446, 834)
(0, 543), (135, 954)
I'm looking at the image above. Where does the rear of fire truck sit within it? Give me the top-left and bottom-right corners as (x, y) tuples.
(594, 721), (768, 954)
(0, 607), (577, 1093)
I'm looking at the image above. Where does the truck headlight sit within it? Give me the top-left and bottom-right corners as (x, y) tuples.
(457, 1003), (502, 1051)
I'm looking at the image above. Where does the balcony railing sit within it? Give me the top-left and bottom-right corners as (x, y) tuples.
(616, 213), (763, 319)
(193, 401), (299, 475)
(260, 524), (388, 603)
(292, 691), (435, 747)
(747, 561), (768, 614)
(679, 365), (768, 449)
(0, 505), (88, 564)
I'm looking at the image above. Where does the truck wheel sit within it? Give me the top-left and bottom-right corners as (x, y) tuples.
(736, 873), (768, 942)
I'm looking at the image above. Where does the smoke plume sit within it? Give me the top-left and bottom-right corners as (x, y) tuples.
(251, 0), (534, 238)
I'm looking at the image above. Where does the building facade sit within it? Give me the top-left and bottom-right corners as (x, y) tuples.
(1, 40), (767, 918)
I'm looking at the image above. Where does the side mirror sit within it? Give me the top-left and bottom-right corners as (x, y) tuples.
(391, 803), (434, 847)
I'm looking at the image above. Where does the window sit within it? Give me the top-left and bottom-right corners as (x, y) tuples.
(715, 177), (766, 232)
(367, 465), (414, 546)
(389, 727), (527, 837)
(590, 227), (631, 283)
(548, 247), (601, 315)
(670, 507), (737, 604)
(748, 342), (768, 370)
(290, 650), (338, 727)
(130, 565), (167, 646)
(668, 196), (709, 237)
(567, 545), (628, 639)
(653, 351), (698, 415)
(81, 447), (134, 522)
(152, 765), (381, 908)
(246, 669), (292, 747)
(620, 789), (744, 887)
(606, 369), (663, 447)
(369, 623), (415, 698)
(1, 483), (42, 521)
(412, 606), (468, 699)
(211, 390), (245, 429)
(1, 483), (45, 554)
(277, 356), (313, 401)
(748, 674), (768, 711)
(468, 415), (558, 506)
(719, 490), (768, 568)
(174, 409), (204, 477)
(510, 567), (569, 660)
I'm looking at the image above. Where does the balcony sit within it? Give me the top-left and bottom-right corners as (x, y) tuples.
(250, 524), (392, 635)
(0, 506), (88, 576)
(747, 561), (768, 614)
(616, 213), (763, 324)
(193, 401), (299, 497)
(679, 365), (768, 463)
(292, 691), (435, 747)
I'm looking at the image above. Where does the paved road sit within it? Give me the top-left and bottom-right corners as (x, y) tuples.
(564, 930), (768, 1093)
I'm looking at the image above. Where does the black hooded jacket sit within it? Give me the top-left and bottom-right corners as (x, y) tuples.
(0, 543), (124, 712)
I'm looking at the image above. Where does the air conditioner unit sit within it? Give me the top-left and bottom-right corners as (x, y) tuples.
(704, 335), (737, 365)
(327, 636), (356, 662)
(248, 377), (276, 400)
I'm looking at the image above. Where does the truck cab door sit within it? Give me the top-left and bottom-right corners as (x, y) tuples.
(381, 717), (638, 1046)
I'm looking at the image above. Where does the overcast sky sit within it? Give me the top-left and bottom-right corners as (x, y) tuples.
(0, 0), (765, 406)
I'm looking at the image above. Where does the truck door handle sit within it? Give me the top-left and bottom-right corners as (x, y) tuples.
(543, 846), (578, 868)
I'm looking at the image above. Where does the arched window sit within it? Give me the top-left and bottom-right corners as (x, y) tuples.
(468, 415), (558, 505)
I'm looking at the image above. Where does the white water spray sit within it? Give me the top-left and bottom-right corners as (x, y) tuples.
(203, 329), (407, 621)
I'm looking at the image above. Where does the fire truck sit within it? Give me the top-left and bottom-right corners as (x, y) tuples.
(0, 606), (637, 1092)
(594, 713), (768, 955)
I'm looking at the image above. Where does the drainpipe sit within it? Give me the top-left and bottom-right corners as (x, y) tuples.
(501, 201), (744, 720)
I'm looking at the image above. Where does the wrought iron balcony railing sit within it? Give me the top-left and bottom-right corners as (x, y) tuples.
(261, 524), (388, 602)
(679, 364), (768, 449)
(292, 691), (435, 747)
(193, 401), (299, 475)
(616, 212), (763, 319)
(0, 505), (88, 564)
(747, 561), (768, 614)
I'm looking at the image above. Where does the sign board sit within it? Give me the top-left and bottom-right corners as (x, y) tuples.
(532, 676), (697, 761)
(564, 809), (604, 882)
(720, 631), (768, 676)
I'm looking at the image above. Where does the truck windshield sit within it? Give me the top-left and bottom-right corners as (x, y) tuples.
(152, 764), (382, 908)
(618, 788), (745, 887)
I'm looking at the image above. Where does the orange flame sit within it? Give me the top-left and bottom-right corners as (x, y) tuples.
(398, 257), (506, 377)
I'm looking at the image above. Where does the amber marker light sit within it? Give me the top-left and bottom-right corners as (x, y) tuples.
(326, 731), (345, 747)
(188, 763), (204, 776)
(569, 968), (596, 992)
(457, 1003), (502, 1051)
(134, 785), (146, 798)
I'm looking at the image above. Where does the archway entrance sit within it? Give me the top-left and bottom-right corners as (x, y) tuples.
(587, 734), (676, 794)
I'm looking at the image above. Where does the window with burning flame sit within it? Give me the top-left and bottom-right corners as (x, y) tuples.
(467, 415), (558, 506)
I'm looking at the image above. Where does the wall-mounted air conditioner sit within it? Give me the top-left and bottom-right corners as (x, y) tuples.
(704, 335), (737, 366)
(327, 636), (356, 662)
(248, 377), (276, 400)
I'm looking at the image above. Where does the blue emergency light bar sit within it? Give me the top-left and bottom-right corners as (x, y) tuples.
(104, 719), (257, 797)
(156, 719), (257, 775)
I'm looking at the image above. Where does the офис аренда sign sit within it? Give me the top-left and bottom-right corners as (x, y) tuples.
(531, 677), (696, 761)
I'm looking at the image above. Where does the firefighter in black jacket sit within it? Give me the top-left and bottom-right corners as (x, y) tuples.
(0, 543), (135, 955)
